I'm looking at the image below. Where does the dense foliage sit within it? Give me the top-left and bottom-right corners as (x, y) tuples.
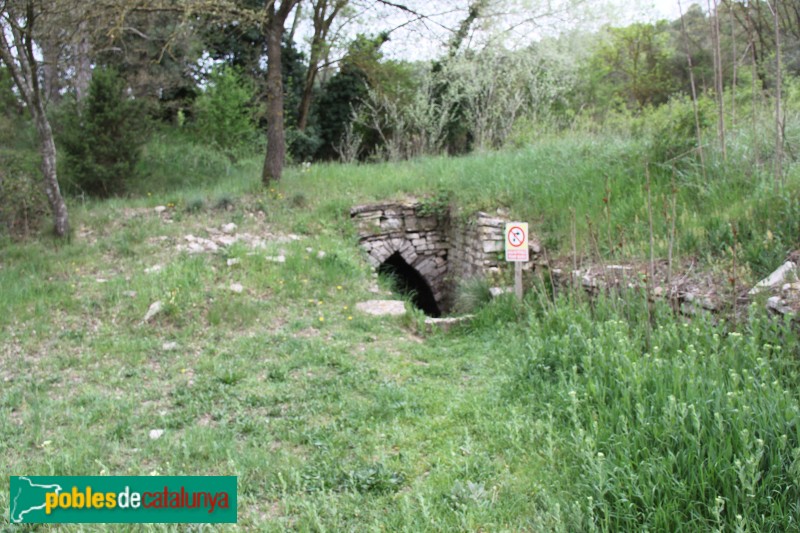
(57, 68), (149, 197)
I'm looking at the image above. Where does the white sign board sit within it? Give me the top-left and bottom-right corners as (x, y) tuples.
(505, 222), (529, 262)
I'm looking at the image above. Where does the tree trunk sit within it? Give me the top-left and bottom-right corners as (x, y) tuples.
(297, 40), (322, 131)
(33, 100), (70, 237)
(41, 36), (61, 104)
(771, 0), (783, 189)
(0, 1), (70, 238)
(74, 21), (92, 102)
(709, 0), (727, 160)
(262, 24), (286, 184)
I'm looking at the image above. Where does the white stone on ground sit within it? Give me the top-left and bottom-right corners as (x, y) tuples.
(143, 301), (163, 322)
(424, 315), (473, 333)
(149, 429), (165, 440)
(154, 206), (167, 214)
(162, 341), (178, 351)
(266, 255), (286, 263)
(749, 261), (798, 295)
(227, 258), (240, 266)
(229, 283), (244, 293)
(355, 300), (406, 316)
(221, 223), (237, 234)
(144, 264), (163, 274)
(489, 287), (511, 298)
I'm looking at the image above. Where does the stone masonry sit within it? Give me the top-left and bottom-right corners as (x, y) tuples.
(350, 201), (540, 312)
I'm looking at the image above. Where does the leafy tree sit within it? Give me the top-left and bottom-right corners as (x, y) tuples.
(0, 0), (69, 237)
(58, 68), (149, 197)
(314, 33), (388, 160)
(193, 66), (259, 160)
(585, 22), (678, 110)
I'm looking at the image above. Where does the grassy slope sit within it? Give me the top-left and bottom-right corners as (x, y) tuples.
(1, 131), (800, 530)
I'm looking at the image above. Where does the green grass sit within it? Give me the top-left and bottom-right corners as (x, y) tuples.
(273, 129), (799, 281)
(1, 122), (800, 530)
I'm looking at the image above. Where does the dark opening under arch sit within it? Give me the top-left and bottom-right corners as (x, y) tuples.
(378, 252), (441, 317)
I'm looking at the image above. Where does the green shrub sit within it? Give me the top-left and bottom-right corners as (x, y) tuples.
(639, 94), (713, 165)
(503, 296), (800, 531)
(0, 150), (49, 239)
(286, 126), (322, 163)
(453, 277), (493, 314)
(57, 68), (149, 197)
(192, 66), (259, 161)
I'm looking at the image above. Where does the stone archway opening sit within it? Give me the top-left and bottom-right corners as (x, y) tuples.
(378, 252), (442, 317)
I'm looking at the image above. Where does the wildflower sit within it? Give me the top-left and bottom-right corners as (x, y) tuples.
(319, 316), (324, 322)
(336, 285), (342, 290)
(343, 305), (348, 310)
(597, 452), (604, 458)
(348, 316), (353, 321)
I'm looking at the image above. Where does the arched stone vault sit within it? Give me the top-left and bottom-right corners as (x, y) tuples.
(350, 201), (540, 313)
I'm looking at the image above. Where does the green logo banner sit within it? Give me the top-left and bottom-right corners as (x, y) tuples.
(9, 476), (237, 523)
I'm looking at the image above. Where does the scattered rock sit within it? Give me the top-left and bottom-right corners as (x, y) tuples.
(316, 250), (327, 259)
(767, 296), (793, 316)
(95, 278), (108, 283)
(489, 287), (512, 298)
(355, 300), (406, 316)
(148, 429), (165, 440)
(226, 258), (240, 266)
(424, 315), (473, 333)
(782, 282), (800, 292)
(123, 291), (137, 298)
(682, 292), (717, 311)
(749, 261), (798, 295)
(179, 235), (219, 254)
(306, 247), (314, 253)
(229, 283), (244, 293)
(143, 301), (163, 322)
(144, 264), (163, 274)
(154, 206), (167, 214)
(266, 255), (286, 263)
(221, 223), (237, 234)
(162, 341), (178, 351)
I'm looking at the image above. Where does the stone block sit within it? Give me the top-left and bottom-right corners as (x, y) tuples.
(416, 217), (438, 231)
(482, 239), (503, 253)
(381, 217), (403, 231)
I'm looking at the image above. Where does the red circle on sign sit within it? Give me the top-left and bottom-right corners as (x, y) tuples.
(507, 226), (525, 247)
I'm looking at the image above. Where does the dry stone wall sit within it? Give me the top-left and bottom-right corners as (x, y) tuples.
(350, 201), (540, 311)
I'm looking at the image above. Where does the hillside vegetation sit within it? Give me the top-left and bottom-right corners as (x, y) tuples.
(2, 124), (800, 529)
(3, 0), (800, 530)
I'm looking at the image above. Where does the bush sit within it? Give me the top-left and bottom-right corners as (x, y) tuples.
(453, 277), (494, 314)
(639, 94), (713, 165)
(192, 66), (259, 161)
(0, 150), (49, 239)
(58, 68), (149, 197)
(286, 126), (322, 163)
(504, 297), (800, 531)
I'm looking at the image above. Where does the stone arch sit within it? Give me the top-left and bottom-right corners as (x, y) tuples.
(351, 201), (539, 315)
(364, 235), (447, 311)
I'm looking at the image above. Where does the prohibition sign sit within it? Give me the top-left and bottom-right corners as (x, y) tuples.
(507, 226), (525, 247)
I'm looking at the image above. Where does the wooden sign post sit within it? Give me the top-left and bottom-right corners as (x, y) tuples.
(505, 223), (529, 301)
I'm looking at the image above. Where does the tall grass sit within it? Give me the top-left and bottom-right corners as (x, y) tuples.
(492, 294), (800, 531)
(273, 126), (798, 279)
